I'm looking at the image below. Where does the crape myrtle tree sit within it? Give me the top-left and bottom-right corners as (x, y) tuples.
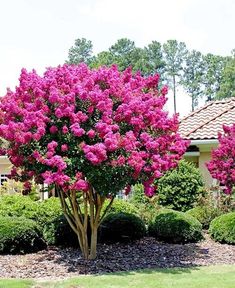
(207, 124), (235, 195)
(0, 64), (188, 259)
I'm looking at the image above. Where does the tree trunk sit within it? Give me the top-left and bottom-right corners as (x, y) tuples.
(173, 75), (176, 113)
(56, 185), (113, 260)
(89, 224), (98, 259)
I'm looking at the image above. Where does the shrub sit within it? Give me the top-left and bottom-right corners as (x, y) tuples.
(0, 195), (39, 221)
(0, 195), (63, 229)
(43, 214), (79, 247)
(149, 209), (203, 243)
(186, 206), (222, 229)
(99, 212), (146, 243)
(130, 184), (163, 224)
(209, 212), (235, 244)
(0, 216), (46, 254)
(37, 197), (63, 227)
(155, 160), (204, 211)
(102, 199), (138, 215)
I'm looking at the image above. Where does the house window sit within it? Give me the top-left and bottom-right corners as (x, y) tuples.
(0, 174), (9, 186)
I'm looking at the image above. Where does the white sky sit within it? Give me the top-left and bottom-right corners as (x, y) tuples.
(0, 0), (234, 117)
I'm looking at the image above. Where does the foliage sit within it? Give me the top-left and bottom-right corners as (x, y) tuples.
(163, 40), (188, 113)
(0, 64), (187, 259)
(0, 194), (39, 220)
(43, 214), (79, 247)
(149, 209), (203, 243)
(202, 53), (226, 101)
(99, 212), (146, 243)
(209, 212), (235, 244)
(130, 184), (162, 224)
(186, 206), (222, 229)
(102, 198), (138, 215)
(155, 160), (204, 211)
(0, 216), (46, 254)
(207, 124), (235, 194)
(181, 50), (204, 111)
(66, 38), (94, 65)
(217, 52), (235, 99)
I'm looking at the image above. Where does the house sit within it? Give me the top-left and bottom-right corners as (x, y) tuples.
(179, 98), (235, 187)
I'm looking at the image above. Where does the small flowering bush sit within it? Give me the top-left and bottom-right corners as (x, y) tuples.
(0, 64), (188, 259)
(207, 124), (235, 194)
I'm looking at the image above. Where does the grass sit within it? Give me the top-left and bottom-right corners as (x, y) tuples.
(0, 265), (235, 288)
(0, 279), (34, 288)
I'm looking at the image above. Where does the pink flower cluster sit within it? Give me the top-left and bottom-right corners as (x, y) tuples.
(0, 64), (188, 196)
(207, 124), (235, 194)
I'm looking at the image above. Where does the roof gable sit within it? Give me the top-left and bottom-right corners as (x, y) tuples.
(179, 98), (235, 140)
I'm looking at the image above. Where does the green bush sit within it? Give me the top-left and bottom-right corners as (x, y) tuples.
(0, 195), (63, 228)
(0, 216), (46, 254)
(43, 214), (79, 247)
(209, 212), (235, 244)
(149, 210), (203, 243)
(186, 206), (222, 229)
(99, 212), (146, 243)
(0, 194), (39, 221)
(155, 160), (204, 211)
(102, 199), (138, 215)
(37, 197), (63, 227)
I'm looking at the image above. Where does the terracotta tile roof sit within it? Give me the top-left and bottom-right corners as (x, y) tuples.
(179, 98), (235, 140)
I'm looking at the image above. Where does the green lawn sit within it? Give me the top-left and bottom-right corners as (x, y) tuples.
(1, 265), (235, 288)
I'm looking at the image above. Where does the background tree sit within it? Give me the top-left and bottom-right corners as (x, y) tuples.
(0, 64), (188, 259)
(202, 53), (226, 101)
(144, 41), (165, 77)
(90, 51), (114, 68)
(163, 40), (188, 113)
(181, 50), (204, 111)
(66, 38), (94, 65)
(216, 50), (235, 99)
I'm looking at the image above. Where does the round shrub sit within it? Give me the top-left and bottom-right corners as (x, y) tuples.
(155, 160), (204, 211)
(0, 216), (46, 254)
(43, 214), (79, 247)
(149, 210), (203, 243)
(209, 212), (235, 244)
(102, 199), (138, 215)
(186, 206), (222, 229)
(99, 212), (146, 243)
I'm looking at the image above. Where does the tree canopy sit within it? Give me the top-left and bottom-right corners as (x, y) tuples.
(0, 64), (188, 259)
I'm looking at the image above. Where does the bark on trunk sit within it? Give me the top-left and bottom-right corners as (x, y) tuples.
(56, 185), (113, 260)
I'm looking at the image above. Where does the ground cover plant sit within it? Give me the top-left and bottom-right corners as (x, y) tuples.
(0, 64), (188, 259)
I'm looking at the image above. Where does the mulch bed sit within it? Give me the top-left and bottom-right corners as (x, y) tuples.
(0, 234), (234, 280)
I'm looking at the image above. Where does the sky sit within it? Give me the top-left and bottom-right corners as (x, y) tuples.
(0, 0), (234, 117)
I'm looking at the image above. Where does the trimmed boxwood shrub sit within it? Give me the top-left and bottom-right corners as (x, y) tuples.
(149, 209), (203, 243)
(0, 216), (46, 254)
(186, 206), (222, 229)
(209, 212), (235, 244)
(99, 212), (146, 243)
(155, 160), (204, 211)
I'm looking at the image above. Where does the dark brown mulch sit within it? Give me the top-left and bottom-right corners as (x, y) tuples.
(0, 234), (234, 280)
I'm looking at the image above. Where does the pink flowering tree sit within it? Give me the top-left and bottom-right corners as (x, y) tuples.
(207, 124), (235, 194)
(0, 64), (188, 259)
